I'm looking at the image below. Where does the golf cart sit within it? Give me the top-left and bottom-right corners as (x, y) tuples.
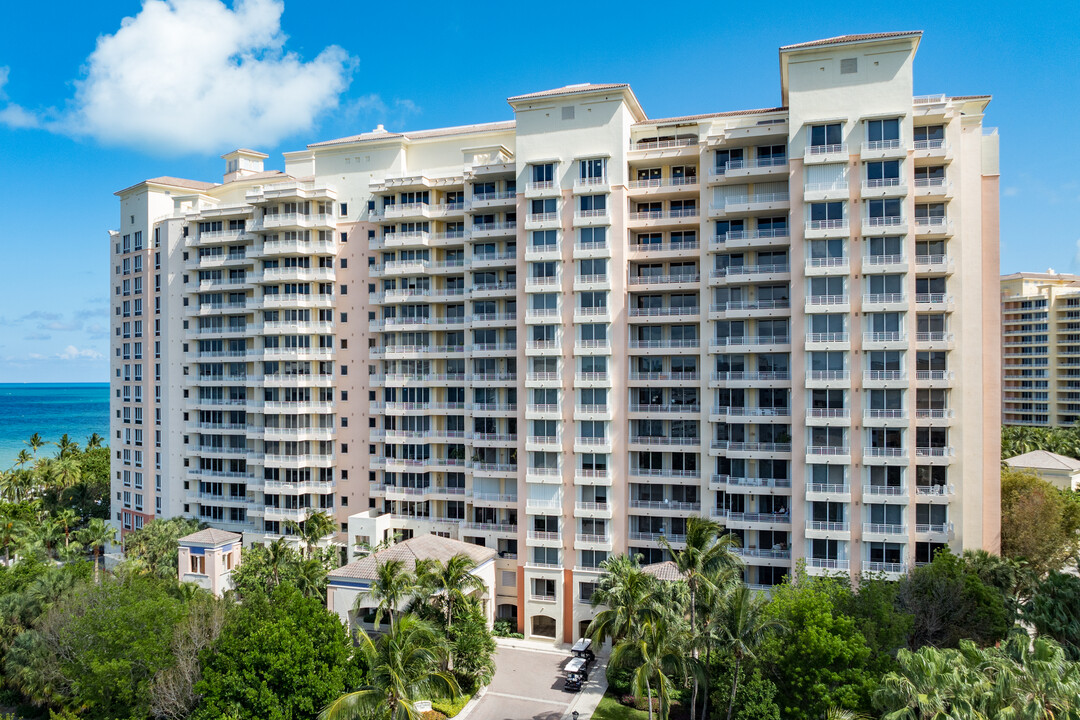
(564, 656), (588, 692)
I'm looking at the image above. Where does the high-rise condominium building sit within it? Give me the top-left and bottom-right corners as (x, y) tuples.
(111, 31), (1000, 642)
(1001, 272), (1080, 427)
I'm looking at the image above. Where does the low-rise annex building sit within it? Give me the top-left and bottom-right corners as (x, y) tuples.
(327, 533), (496, 632)
(177, 528), (242, 596)
(1003, 450), (1080, 491)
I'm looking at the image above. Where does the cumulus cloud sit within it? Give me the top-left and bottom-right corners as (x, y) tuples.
(58, 345), (103, 361)
(1, 0), (354, 153)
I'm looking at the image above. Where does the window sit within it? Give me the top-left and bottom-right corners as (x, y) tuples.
(530, 163), (555, 186)
(866, 118), (900, 148)
(808, 123), (842, 150)
(189, 554), (205, 574)
(579, 158), (605, 182)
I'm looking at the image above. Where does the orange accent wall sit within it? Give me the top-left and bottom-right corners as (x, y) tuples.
(516, 566), (525, 633)
(563, 568), (574, 643)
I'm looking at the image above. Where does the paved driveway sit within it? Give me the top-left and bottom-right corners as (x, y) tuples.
(467, 645), (599, 720)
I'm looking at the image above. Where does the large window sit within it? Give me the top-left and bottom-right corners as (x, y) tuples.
(866, 118), (900, 148)
(808, 123), (842, 150)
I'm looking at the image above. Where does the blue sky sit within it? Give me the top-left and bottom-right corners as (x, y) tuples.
(0, 0), (1077, 382)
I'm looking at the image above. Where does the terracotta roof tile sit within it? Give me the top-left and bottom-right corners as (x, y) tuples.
(642, 560), (684, 582)
(507, 83), (629, 102)
(635, 107), (787, 126)
(329, 533), (496, 580)
(781, 31), (922, 51)
(309, 120), (514, 149)
(179, 528), (241, 545)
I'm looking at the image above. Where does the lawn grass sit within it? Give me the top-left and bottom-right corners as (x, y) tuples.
(592, 693), (651, 720)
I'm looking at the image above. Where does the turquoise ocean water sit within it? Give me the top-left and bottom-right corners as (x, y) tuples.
(0, 384), (110, 468)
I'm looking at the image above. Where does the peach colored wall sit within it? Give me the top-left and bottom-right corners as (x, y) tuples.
(981, 174), (1002, 553)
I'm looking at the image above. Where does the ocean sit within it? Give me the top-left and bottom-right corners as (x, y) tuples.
(0, 383), (110, 468)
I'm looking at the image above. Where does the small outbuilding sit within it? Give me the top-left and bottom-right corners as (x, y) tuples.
(1004, 450), (1080, 490)
(327, 533), (496, 631)
(178, 528), (242, 597)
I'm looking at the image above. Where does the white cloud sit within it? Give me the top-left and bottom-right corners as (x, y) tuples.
(58, 345), (103, 361)
(1, 0), (354, 153)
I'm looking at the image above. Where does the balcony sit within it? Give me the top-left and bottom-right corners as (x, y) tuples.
(861, 138), (907, 160)
(862, 523), (907, 536)
(805, 294), (849, 311)
(804, 143), (847, 163)
(804, 219), (849, 239)
(862, 215), (905, 236)
(710, 192), (790, 216)
(914, 216), (952, 237)
(708, 156), (789, 183)
(807, 558), (851, 574)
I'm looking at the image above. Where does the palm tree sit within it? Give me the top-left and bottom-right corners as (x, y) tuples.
(824, 711), (870, 720)
(0, 470), (15, 502)
(416, 553), (486, 629)
(31, 457), (57, 495)
(286, 510), (337, 559)
(659, 516), (742, 720)
(0, 516), (19, 566)
(54, 509), (78, 548)
(77, 518), (116, 583)
(265, 536), (293, 588)
(320, 614), (459, 720)
(712, 585), (784, 720)
(872, 643), (987, 719)
(587, 554), (661, 646)
(25, 433), (45, 457)
(295, 557), (329, 600)
(35, 520), (64, 559)
(85, 432), (104, 450)
(52, 456), (82, 492)
(609, 618), (703, 720)
(55, 434), (80, 459)
(363, 559), (416, 631)
(13, 449), (32, 470)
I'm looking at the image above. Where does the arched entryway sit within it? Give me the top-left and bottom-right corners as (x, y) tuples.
(531, 614), (556, 638)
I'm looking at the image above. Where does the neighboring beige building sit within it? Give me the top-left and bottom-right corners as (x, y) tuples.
(1001, 272), (1080, 427)
(111, 31), (1001, 643)
(1004, 450), (1080, 490)
(177, 528), (242, 596)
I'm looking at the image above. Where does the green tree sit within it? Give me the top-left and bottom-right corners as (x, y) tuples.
(897, 547), (1009, 649)
(873, 634), (1080, 719)
(757, 574), (876, 719)
(25, 433), (45, 457)
(1001, 466), (1080, 574)
(416, 553), (487, 629)
(445, 603), (497, 693)
(707, 665), (781, 720)
(658, 516), (741, 720)
(194, 585), (360, 720)
(1023, 570), (1080, 660)
(363, 558), (416, 631)
(76, 518), (116, 584)
(8, 576), (187, 719)
(828, 575), (913, 672)
(608, 618), (703, 720)
(286, 510), (338, 559)
(85, 433), (104, 450)
(122, 516), (204, 579)
(711, 586), (783, 720)
(320, 613), (457, 720)
(587, 553), (660, 645)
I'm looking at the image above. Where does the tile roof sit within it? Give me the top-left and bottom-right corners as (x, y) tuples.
(635, 107), (787, 126)
(329, 533), (496, 580)
(1004, 450), (1080, 472)
(780, 31), (922, 51)
(309, 120), (515, 148)
(179, 528), (242, 545)
(507, 83), (630, 102)
(642, 560), (684, 582)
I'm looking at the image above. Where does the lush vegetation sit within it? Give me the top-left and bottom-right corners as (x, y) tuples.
(1002, 424), (1080, 459)
(7, 429), (1080, 720)
(589, 515), (1080, 720)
